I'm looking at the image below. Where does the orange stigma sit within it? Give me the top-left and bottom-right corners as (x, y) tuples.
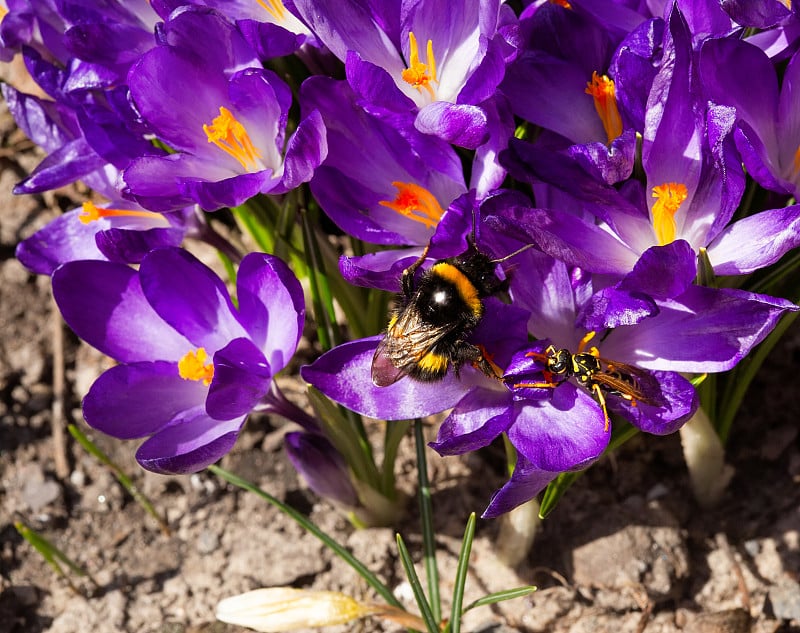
(401, 32), (437, 99)
(549, 0), (572, 8)
(585, 72), (623, 143)
(379, 182), (445, 229)
(178, 348), (214, 386)
(79, 201), (168, 225)
(651, 182), (687, 245)
(203, 106), (263, 171)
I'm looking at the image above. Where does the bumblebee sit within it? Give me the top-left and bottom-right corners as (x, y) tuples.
(371, 240), (511, 386)
(519, 343), (663, 431)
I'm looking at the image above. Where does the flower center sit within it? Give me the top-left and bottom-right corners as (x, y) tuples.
(401, 32), (438, 100)
(378, 182), (445, 229)
(178, 348), (214, 386)
(255, 0), (287, 20)
(203, 106), (263, 171)
(651, 182), (687, 246)
(585, 72), (623, 144)
(78, 201), (167, 225)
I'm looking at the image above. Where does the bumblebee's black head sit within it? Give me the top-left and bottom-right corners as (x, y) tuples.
(449, 246), (506, 298)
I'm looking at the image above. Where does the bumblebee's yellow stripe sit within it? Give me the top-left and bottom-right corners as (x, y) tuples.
(430, 263), (482, 314)
(418, 350), (449, 373)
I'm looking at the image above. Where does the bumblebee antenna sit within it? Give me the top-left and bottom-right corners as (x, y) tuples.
(491, 243), (535, 264)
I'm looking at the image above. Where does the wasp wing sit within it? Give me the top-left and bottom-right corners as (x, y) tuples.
(371, 305), (459, 387)
(595, 359), (665, 407)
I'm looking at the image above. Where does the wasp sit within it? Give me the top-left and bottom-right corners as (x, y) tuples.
(517, 337), (663, 431)
(371, 238), (529, 387)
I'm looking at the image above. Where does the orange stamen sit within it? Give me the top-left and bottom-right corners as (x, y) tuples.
(379, 181), (445, 229)
(255, 0), (287, 20)
(178, 348), (214, 386)
(203, 106), (263, 171)
(401, 32), (437, 99)
(549, 0), (572, 7)
(585, 72), (623, 144)
(79, 201), (167, 225)
(651, 182), (688, 246)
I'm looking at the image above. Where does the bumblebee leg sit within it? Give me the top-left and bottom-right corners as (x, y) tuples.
(401, 243), (431, 296)
(591, 383), (610, 432)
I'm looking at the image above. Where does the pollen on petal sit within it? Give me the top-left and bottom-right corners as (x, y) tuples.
(379, 181), (445, 229)
(178, 348), (214, 386)
(203, 106), (263, 172)
(78, 201), (168, 225)
(585, 72), (623, 144)
(401, 32), (438, 100)
(651, 182), (688, 246)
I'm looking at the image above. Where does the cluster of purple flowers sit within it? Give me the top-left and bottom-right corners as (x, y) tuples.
(3, 0), (799, 517)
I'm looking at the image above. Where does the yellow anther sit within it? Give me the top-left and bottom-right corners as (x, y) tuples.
(255, 0), (287, 20)
(585, 72), (623, 144)
(651, 182), (688, 246)
(178, 348), (214, 386)
(401, 32), (437, 99)
(78, 201), (167, 225)
(203, 106), (263, 171)
(379, 181), (445, 229)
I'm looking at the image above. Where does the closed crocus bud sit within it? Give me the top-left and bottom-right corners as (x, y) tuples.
(216, 588), (378, 631)
(284, 432), (358, 508)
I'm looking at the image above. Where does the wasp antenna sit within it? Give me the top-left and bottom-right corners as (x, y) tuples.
(491, 243), (536, 264)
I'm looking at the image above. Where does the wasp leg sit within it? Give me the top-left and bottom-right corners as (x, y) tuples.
(591, 383), (611, 432)
(513, 381), (559, 389)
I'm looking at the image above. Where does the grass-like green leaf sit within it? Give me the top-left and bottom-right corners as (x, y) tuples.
(395, 533), (438, 633)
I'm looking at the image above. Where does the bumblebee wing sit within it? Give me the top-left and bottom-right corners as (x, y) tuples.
(371, 306), (458, 387)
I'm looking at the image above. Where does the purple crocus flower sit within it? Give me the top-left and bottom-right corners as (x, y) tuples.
(700, 37), (800, 198)
(501, 2), (636, 185)
(155, 0), (314, 58)
(301, 75), (473, 290)
(52, 248), (306, 473)
(501, 6), (800, 292)
(16, 198), (194, 274)
(292, 0), (512, 148)
(121, 6), (326, 212)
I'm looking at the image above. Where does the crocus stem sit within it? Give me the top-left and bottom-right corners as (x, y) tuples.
(495, 498), (541, 567)
(679, 407), (734, 508)
(414, 419), (441, 623)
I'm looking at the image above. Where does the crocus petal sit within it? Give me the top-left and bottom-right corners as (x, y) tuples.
(83, 362), (208, 439)
(178, 167), (277, 212)
(284, 432), (358, 507)
(487, 206), (640, 275)
(16, 209), (109, 275)
(601, 286), (799, 372)
(236, 252), (305, 370)
(430, 388), (513, 455)
(300, 337), (472, 420)
(414, 102), (489, 149)
(508, 385), (609, 472)
(135, 410), (245, 474)
(139, 248), (248, 351)
(206, 338), (272, 420)
(14, 137), (106, 194)
(611, 370), (698, 435)
(275, 109), (328, 193)
(707, 204), (800, 275)
(52, 260), (193, 362)
(482, 455), (560, 519)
